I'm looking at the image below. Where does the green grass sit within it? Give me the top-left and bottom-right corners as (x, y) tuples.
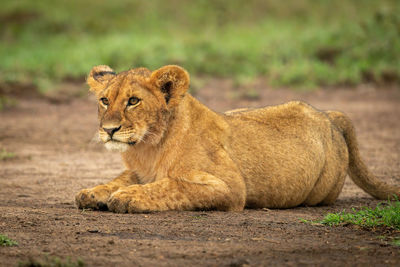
(19, 256), (85, 267)
(302, 201), (400, 247)
(392, 239), (400, 247)
(0, 0), (399, 90)
(0, 234), (18, 247)
(0, 95), (17, 110)
(0, 148), (16, 160)
(319, 200), (400, 230)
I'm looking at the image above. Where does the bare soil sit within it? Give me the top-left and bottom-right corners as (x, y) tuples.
(0, 81), (399, 266)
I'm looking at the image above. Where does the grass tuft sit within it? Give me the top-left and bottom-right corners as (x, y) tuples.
(0, 148), (16, 161)
(0, 96), (17, 110)
(0, 234), (18, 247)
(319, 200), (400, 230)
(392, 239), (400, 247)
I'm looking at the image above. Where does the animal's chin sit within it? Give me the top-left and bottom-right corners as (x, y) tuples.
(104, 140), (136, 152)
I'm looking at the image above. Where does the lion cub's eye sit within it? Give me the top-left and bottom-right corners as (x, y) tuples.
(127, 97), (140, 106)
(100, 97), (109, 106)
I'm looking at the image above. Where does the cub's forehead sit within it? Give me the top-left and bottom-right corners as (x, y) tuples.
(103, 69), (151, 97)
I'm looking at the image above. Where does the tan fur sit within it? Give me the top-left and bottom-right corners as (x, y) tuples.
(75, 65), (400, 213)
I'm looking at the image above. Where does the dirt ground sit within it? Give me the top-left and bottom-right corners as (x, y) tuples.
(0, 80), (399, 266)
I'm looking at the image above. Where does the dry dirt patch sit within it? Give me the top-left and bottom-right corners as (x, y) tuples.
(0, 83), (399, 266)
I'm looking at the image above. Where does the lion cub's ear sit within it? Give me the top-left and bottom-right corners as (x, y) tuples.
(149, 65), (190, 106)
(87, 65), (116, 95)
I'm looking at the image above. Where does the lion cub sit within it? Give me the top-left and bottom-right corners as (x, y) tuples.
(76, 65), (399, 213)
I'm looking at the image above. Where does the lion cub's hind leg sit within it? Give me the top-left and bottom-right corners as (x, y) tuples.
(319, 170), (347, 205)
(303, 125), (349, 206)
(302, 162), (347, 206)
(75, 170), (139, 210)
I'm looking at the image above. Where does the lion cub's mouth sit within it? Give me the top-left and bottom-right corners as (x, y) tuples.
(108, 139), (137, 146)
(104, 139), (137, 152)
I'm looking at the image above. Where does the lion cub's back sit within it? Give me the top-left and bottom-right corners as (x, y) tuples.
(224, 101), (319, 123)
(223, 101), (326, 140)
(223, 101), (332, 208)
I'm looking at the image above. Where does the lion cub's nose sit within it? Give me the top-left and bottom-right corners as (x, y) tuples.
(103, 126), (121, 138)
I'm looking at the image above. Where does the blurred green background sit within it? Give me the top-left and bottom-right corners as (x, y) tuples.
(1, 0), (399, 91)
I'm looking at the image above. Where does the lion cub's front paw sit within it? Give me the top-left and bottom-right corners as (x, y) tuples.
(107, 190), (131, 213)
(75, 185), (111, 210)
(107, 189), (165, 213)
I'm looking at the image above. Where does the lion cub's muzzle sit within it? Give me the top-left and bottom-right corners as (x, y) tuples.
(98, 125), (137, 152)
(103, 125), (121, 138)
(103, 125), (136, 145)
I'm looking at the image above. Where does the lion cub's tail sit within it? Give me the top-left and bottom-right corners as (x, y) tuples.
(327, 111), (400, 200)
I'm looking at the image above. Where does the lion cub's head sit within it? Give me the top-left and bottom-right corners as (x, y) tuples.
(87, 65), (190, 152)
